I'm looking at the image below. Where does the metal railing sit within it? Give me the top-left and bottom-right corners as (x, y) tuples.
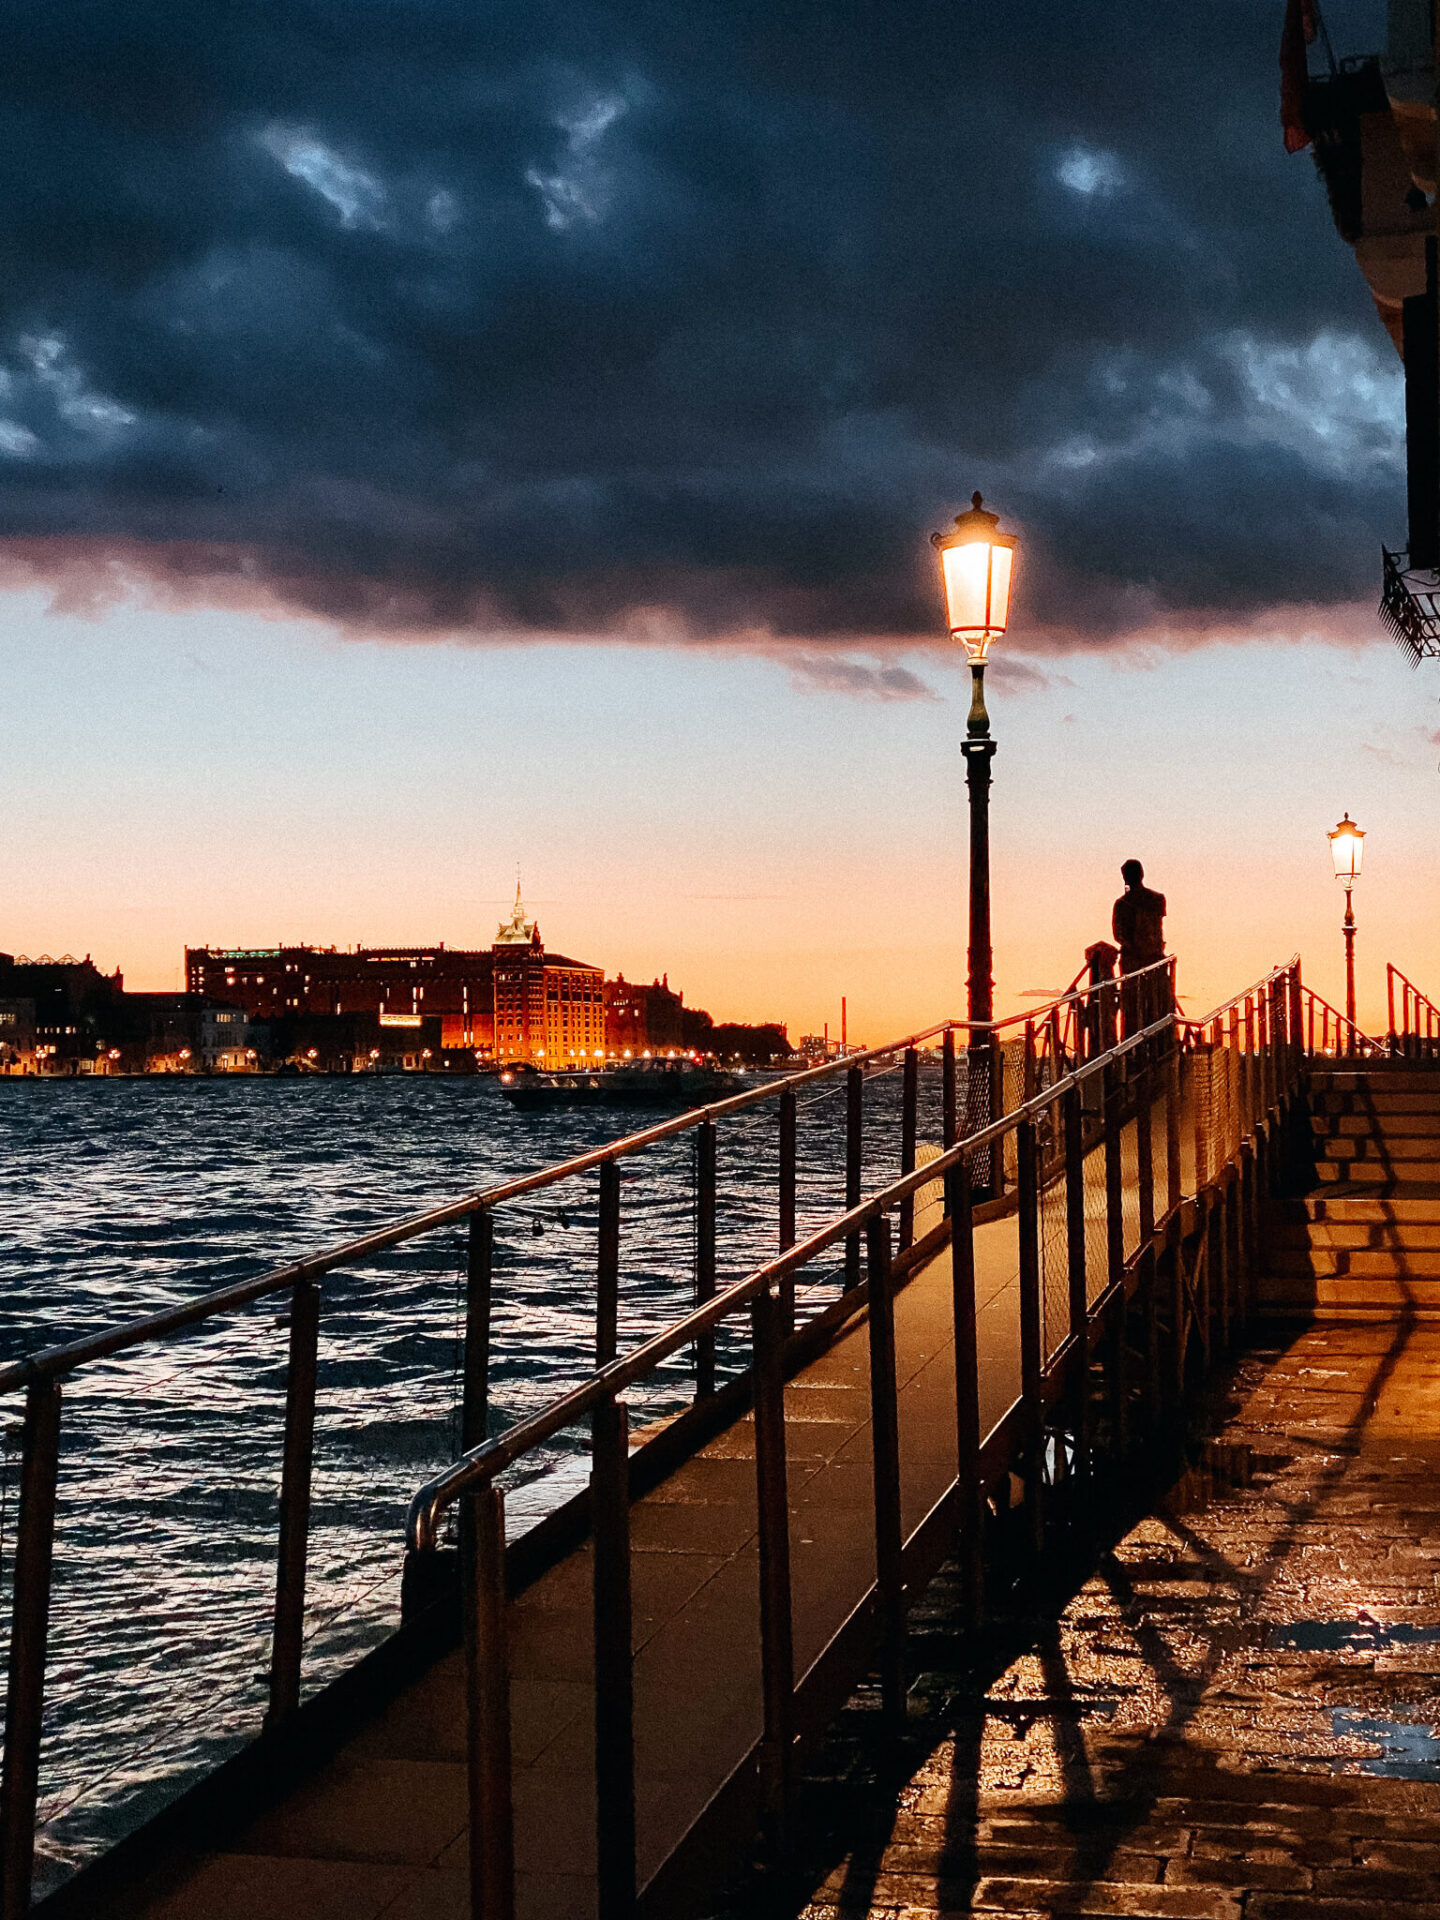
(0, 959), (1172, 1917)
(1387, 964), (1440, 1059)
(405, 956), (1300, 1920)
(1298, 982), (1385, 1059)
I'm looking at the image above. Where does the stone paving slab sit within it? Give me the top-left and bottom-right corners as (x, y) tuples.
(780, 1324), (1440, 1920)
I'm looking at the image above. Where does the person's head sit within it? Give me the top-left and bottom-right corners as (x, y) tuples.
(1121, 859), (1144, 888)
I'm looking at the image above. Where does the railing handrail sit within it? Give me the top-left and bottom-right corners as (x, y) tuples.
(1301, 982), (1384, 1054)
(0, 961), (1174, 1396)
(406, 977), (1213, 1550)
(1387, 961), (1440, 1024)
(1176, 955), (1299, 1032)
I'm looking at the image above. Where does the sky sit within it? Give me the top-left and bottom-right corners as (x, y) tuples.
(2, 0), (1434, 1039)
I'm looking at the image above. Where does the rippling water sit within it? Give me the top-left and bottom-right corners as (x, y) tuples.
(0, 1065), (938, 1895)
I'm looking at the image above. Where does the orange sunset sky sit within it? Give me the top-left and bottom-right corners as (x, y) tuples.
(4, 585), (1434, 1043)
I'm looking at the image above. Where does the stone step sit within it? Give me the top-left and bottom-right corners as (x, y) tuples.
(1270, 1218), (1440, 1249)
(1314, 1112), (1440, 1138)
(1312, 1090), (1440, 1115)
(1295, 1187), (1440, 1222)
(1317, 1158), (1440, 1183)
(1318, 1134), (1440, 1160)
(1257, 1269), (1440, 1312)
(1267, 1246), (1440, 1278)
(1311, 1069), (1440, 1093)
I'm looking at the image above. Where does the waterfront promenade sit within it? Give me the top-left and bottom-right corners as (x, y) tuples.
(10, 961), (1410, 1920)
(793, 1321), (1440, 1919)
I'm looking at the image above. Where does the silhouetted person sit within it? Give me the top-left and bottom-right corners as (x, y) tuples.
(1112, 860), (1166, 974)
(1112, 860), (1167, 1034)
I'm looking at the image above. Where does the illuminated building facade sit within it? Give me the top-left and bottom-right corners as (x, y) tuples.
(185, 942), (497, 1050)
(491, 885), (604, 1065)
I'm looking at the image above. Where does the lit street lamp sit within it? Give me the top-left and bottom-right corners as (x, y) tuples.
(1327, 812), (1365, 1034)
(933, 494), (1017, 1164)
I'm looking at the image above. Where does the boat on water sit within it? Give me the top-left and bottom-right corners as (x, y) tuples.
(498, 1058), (747, 1111)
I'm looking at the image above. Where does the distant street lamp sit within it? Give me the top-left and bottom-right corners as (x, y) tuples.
(1328, 812), (1365, 1033)
(933, 493), (1018, 1167)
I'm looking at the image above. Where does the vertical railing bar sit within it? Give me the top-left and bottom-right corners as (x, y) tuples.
(692, 1133), (715, 1396)
(941, 1027), (958, 1149)
(598, 1159), (622, 1369)
(1017, 1118), (1043, 1553)
(465, 1484), (515, 1920)
(0, 1378), (62, 1920)
(898, 1047), (918, 1252)
(1136, 1049), (1155, 1248)
(1064, 1087), (1090, 1498)
(267, 1275), (320, 1729)
(945, 1161), (983, 1623)
(1244, 996), (1256, 1127)
(1165, 1044), (1182, 1214)
(845, 1064), (863, 1290)
(778, 1088), (797, 1336)
(462, 1207), (494, 1454)
(1104, 1061), (1124, 1287)
(592, 1395), (636, 1918)
(865, 1214), (906, 1724)
(751, 1284), (795, 1847)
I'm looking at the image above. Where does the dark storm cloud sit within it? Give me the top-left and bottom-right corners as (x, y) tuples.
(0, 1), (1403, 646)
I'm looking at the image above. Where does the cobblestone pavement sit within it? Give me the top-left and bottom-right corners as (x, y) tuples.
(781, 1323), (1440, 1919)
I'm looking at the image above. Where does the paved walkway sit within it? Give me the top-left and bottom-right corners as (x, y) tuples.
(791, 1322), (1440, 1919)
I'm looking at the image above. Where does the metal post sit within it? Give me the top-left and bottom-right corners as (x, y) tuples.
(1103, 1062), (1124, 1284)
(465, 1484), (515, 1920)
(599, 1160), (621, 1368)
(964, 659), (998, 1202)
(1064, 1088), (1090, 1496)
(1165, 1046), (1182, 1214)
(942, 1028), (958, 1147)
(865, 1215), (906, 1725)
(845, 1065), (863, 1289)
(592, 1396), (635, 1919)
(1164, 1214), (1186, 1410)
(963, 668), (996, 1036)
(1243, 996), (1256, 1129)
(1136, 1054), (1155, 1247)
(0, 1378), (62, 1920)
(463, 1208), (494, 1453)
(945, 1162), (983, 1622)
(750, 1285), (795, 1845)
(1017, 1119), (1043, 1552)
(898, 1048), (918, 1251)
(1343, 888), (1357, 1037)
(693, 1132), (715, 1396)
(268, 1276), (320, 1729)
(1388, 965), (1397, 1051)
(1141, 1239), (1162, 1441)
(778, 1088), (797, 1334)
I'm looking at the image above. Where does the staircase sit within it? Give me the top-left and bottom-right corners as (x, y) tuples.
(1262, 1060), (1440, 1317)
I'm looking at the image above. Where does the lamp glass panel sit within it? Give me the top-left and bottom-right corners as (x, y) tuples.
(987, 544), (1014, 633)
(940, 541), (990, 635)
(1329, 823), (1363, 881)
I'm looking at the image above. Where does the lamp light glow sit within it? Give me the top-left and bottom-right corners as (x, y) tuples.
(1329, 812), (1364, 888)
(931, 492), (1017, 663)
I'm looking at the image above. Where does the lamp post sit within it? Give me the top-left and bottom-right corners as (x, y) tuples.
(1327, 812), (1365, 1037)
(932, 493), (1018, 1170)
